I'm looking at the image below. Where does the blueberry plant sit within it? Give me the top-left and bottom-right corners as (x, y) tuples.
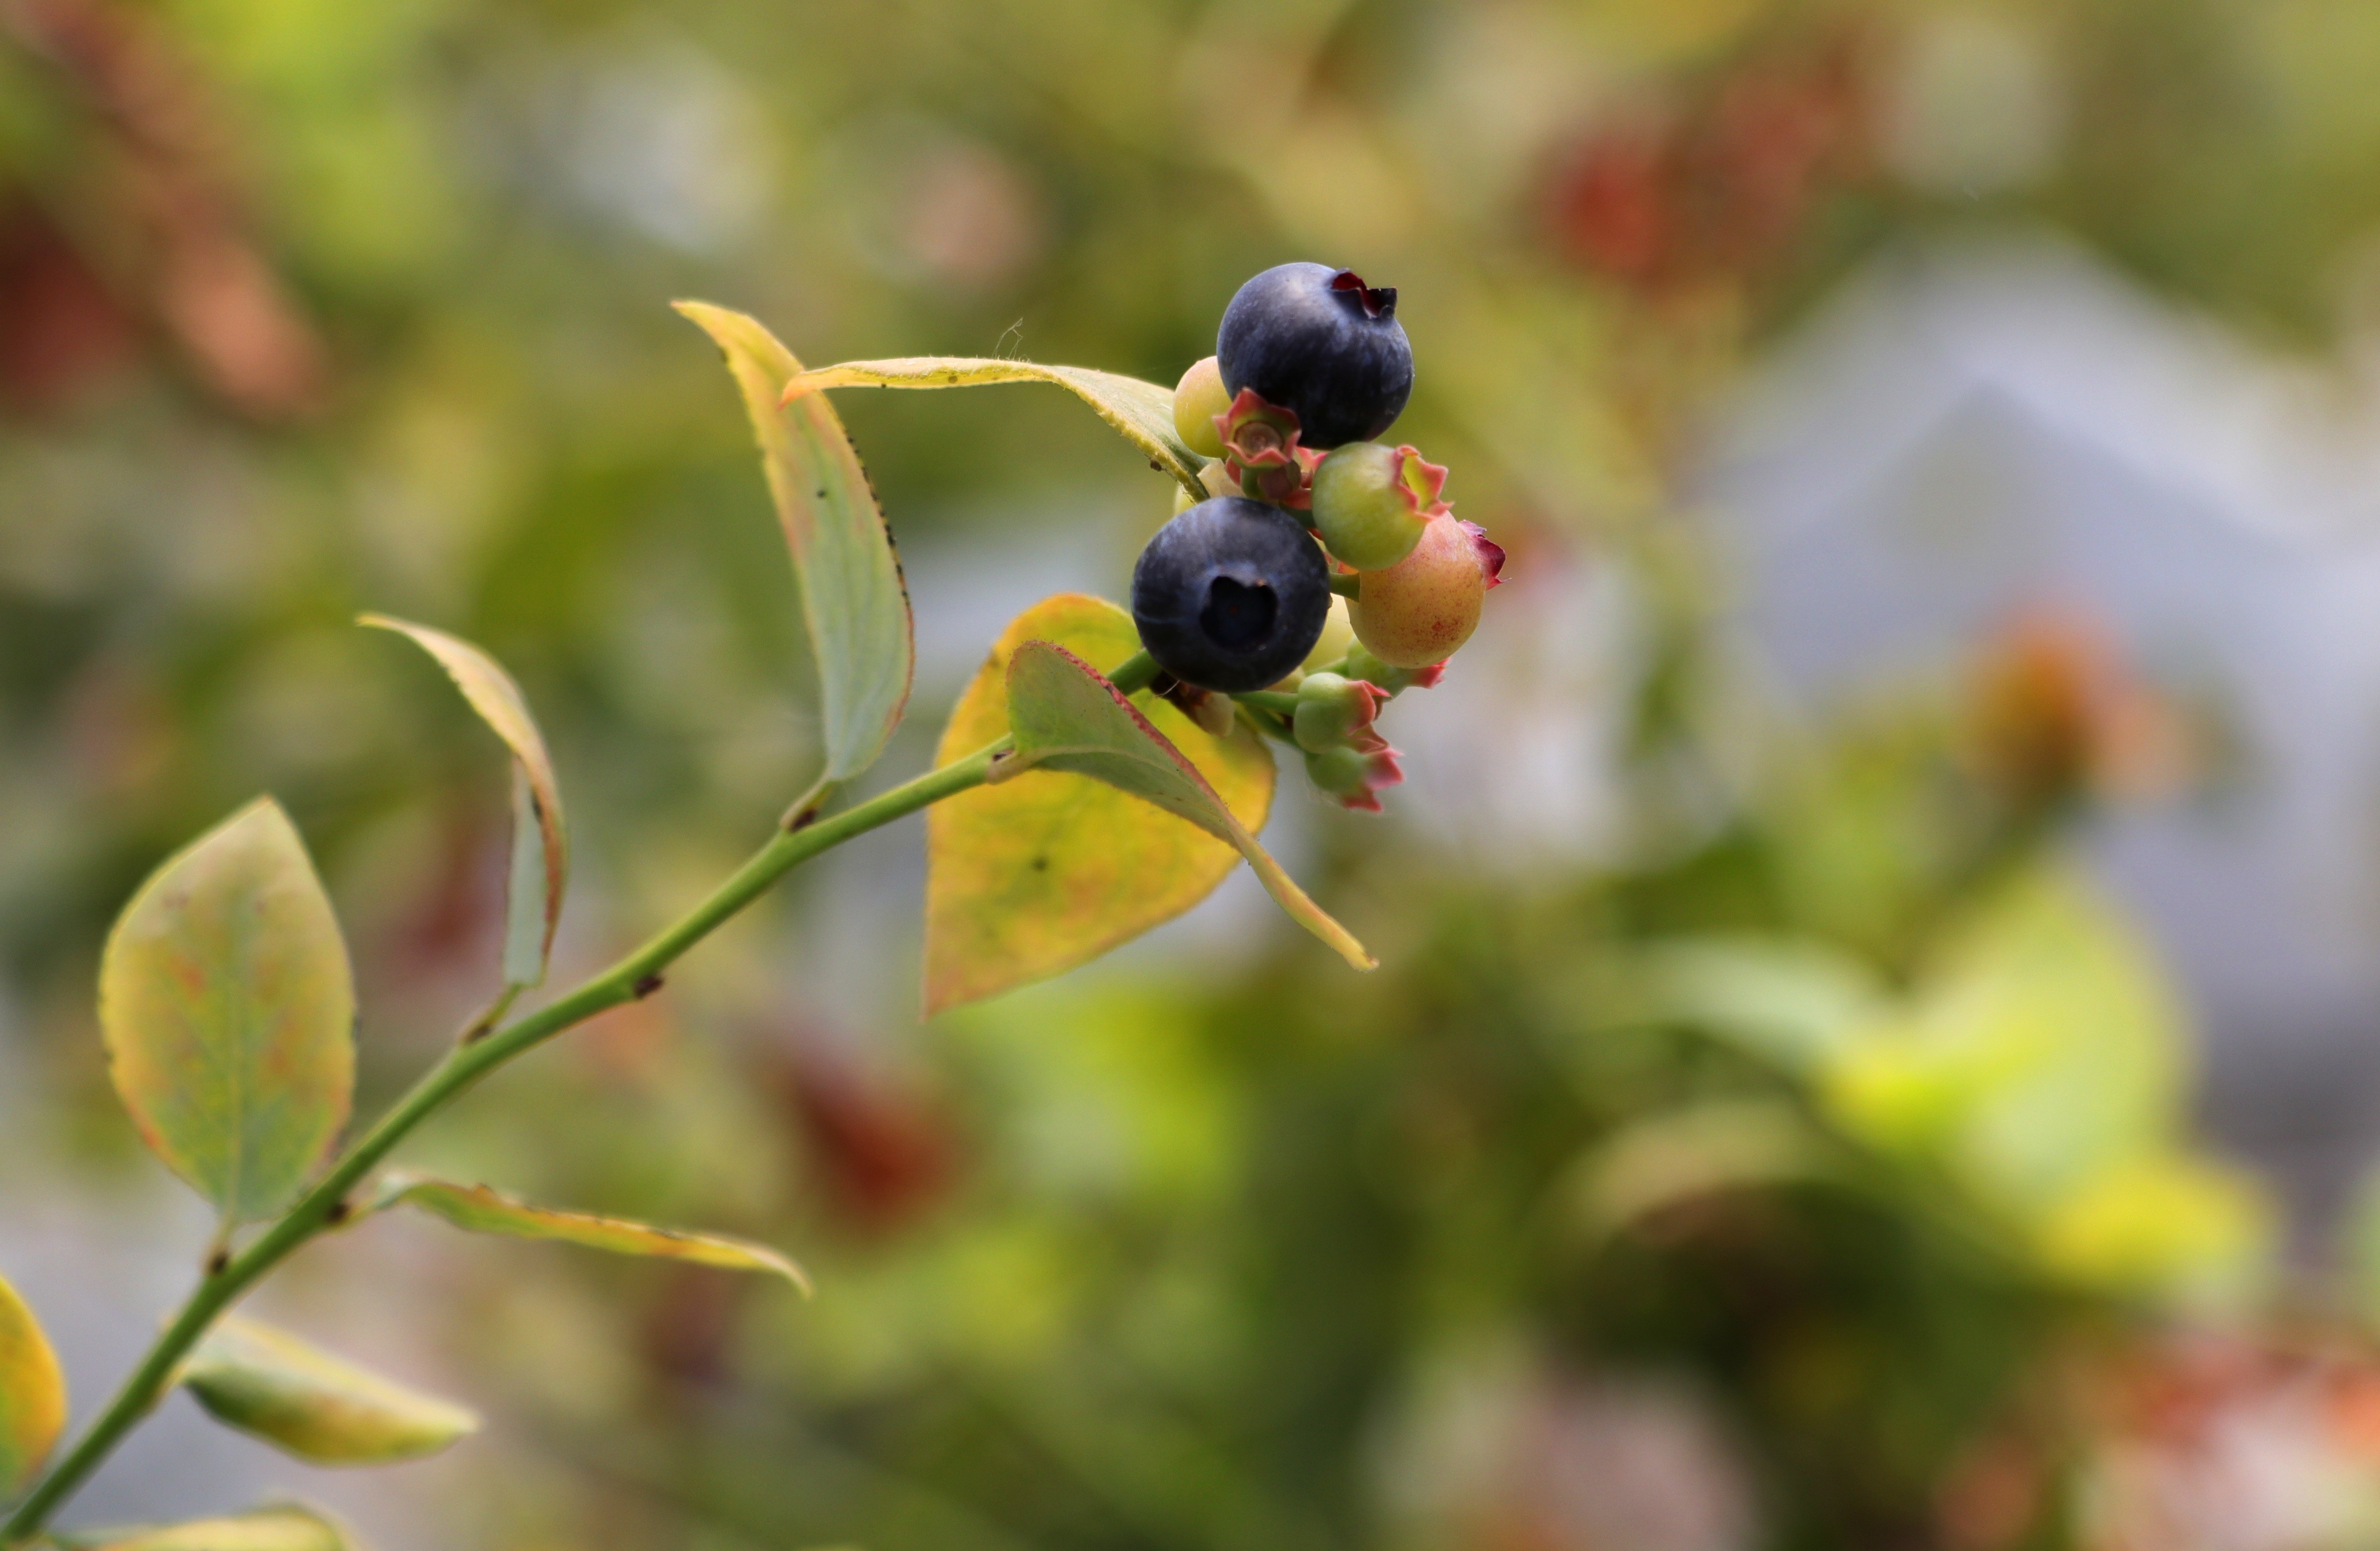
(0, 266), (1502, 1548)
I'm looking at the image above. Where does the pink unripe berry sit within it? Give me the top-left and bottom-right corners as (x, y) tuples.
(1173, 356), (1230, 459)
(1347, 515), (1505, 668)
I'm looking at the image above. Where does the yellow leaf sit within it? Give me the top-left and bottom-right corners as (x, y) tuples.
(58, 1504), (355, 1550)
(372, 1174), (809, 1292)
(1000, 642), (1372, 972)
(782, 357), (1208, 500)
(0, 1270), (66, 1499)
(181, 1318), (478, 1466)
(924, 594), (1277, 1014)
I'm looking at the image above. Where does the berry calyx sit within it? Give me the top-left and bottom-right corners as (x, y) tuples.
(1216, 262), (1414, 449)
(1304, 742), (1405, 813)
(1346, 514), (1504, 668)
(1172, 356), (1230, 459)
(1131, 496), (1332, 693)
(1215, 388), (1318, 509)
(1309, 442), (1448, 571)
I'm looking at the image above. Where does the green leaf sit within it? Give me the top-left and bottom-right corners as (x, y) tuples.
(998, 639), (1374, 973)
(782, 357), (1209, 500)
(99, 798), (355, 1226)
(1822, 866), (2184, 1216)
(1637, 937), (1885, 1074)
(924, 594), (1280, 1014)
(1568, 1100), (1847, 1243)
(359, 615), (567, 989)
(57, 1504), (356, 1551)
(675, 302), (914, 786)
(0, 1270), (66, 1501)
(370, 1173), (810, 1292)
(180, 1318), (478, 1465)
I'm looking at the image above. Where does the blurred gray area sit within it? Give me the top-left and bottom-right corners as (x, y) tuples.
(1697, 232), (2380, 1243)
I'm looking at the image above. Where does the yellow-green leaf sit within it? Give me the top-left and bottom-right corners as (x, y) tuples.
(180, 1318), (478, 1465)
(924, 594), (1280, 1014)
(58, 1504), (355, 1551)
(371, 1173), (810, 1292)
(676, 302), (914, 785)
(99, 799), (355, 1226)
(0, 1270), (66, 1501)
(1000, 638), (1374, 974)
(359, 615), (566, 989)
(783, 357), (1208, 500)
(1569, 1100), (1845, 1244)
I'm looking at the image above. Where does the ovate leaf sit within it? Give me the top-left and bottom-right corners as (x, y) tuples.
(180, 1318), (478, 1465)
(676, 302), (914, 785)
(783, 358), (1208, 500)
(99, 799), (355, 1225)
(359, 615), (566, 988)
(999, 640), (1373, 973)
(372, 1174), (810, 1292)
(0, 1270), (66, 1500)
(58, 1504), (355, 1551)
(924, 594), (1278, 1014)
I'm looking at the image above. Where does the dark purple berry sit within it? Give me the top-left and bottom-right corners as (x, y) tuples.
(1131, 496), (1331, 693)
(1215, 262), (1413, 449)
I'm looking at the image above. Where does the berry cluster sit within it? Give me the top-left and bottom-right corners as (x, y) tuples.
(1133, 262), (1505, 810)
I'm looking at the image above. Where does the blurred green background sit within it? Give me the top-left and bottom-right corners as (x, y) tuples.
(14, 0), (2380, 1547)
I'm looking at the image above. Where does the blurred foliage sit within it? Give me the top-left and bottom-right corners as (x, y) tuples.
(15, 0), (2380, 1548)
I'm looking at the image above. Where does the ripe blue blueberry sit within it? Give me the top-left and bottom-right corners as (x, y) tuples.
(1131, 496), (1332, 693)
(1216, 262), (1413, 450)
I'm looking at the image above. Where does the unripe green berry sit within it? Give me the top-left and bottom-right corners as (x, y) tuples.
(1292, 671), (1387, 753)
(1310, 442), (1444, 571)
(1302, 742), (1404, 812)
(1347, 514), (1503, 668)
(1173, 356), (1230, 459)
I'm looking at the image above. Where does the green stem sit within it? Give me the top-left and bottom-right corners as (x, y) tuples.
(0, 741), (1008, 1546)
(1107, 650), (1157, 697)
(1326, 573), (1360, 600)
(1240, 705), (1298, 746)
(1230, 690), (1301, 717)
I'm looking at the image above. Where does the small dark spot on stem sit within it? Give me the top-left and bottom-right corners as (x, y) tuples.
(206, 1250), (229, 1276)
(633, 972), (665, 999)
(788, 805), (821, 832)
(1150, 460), (1162, 472)
(326, 1199), (353, 1226)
